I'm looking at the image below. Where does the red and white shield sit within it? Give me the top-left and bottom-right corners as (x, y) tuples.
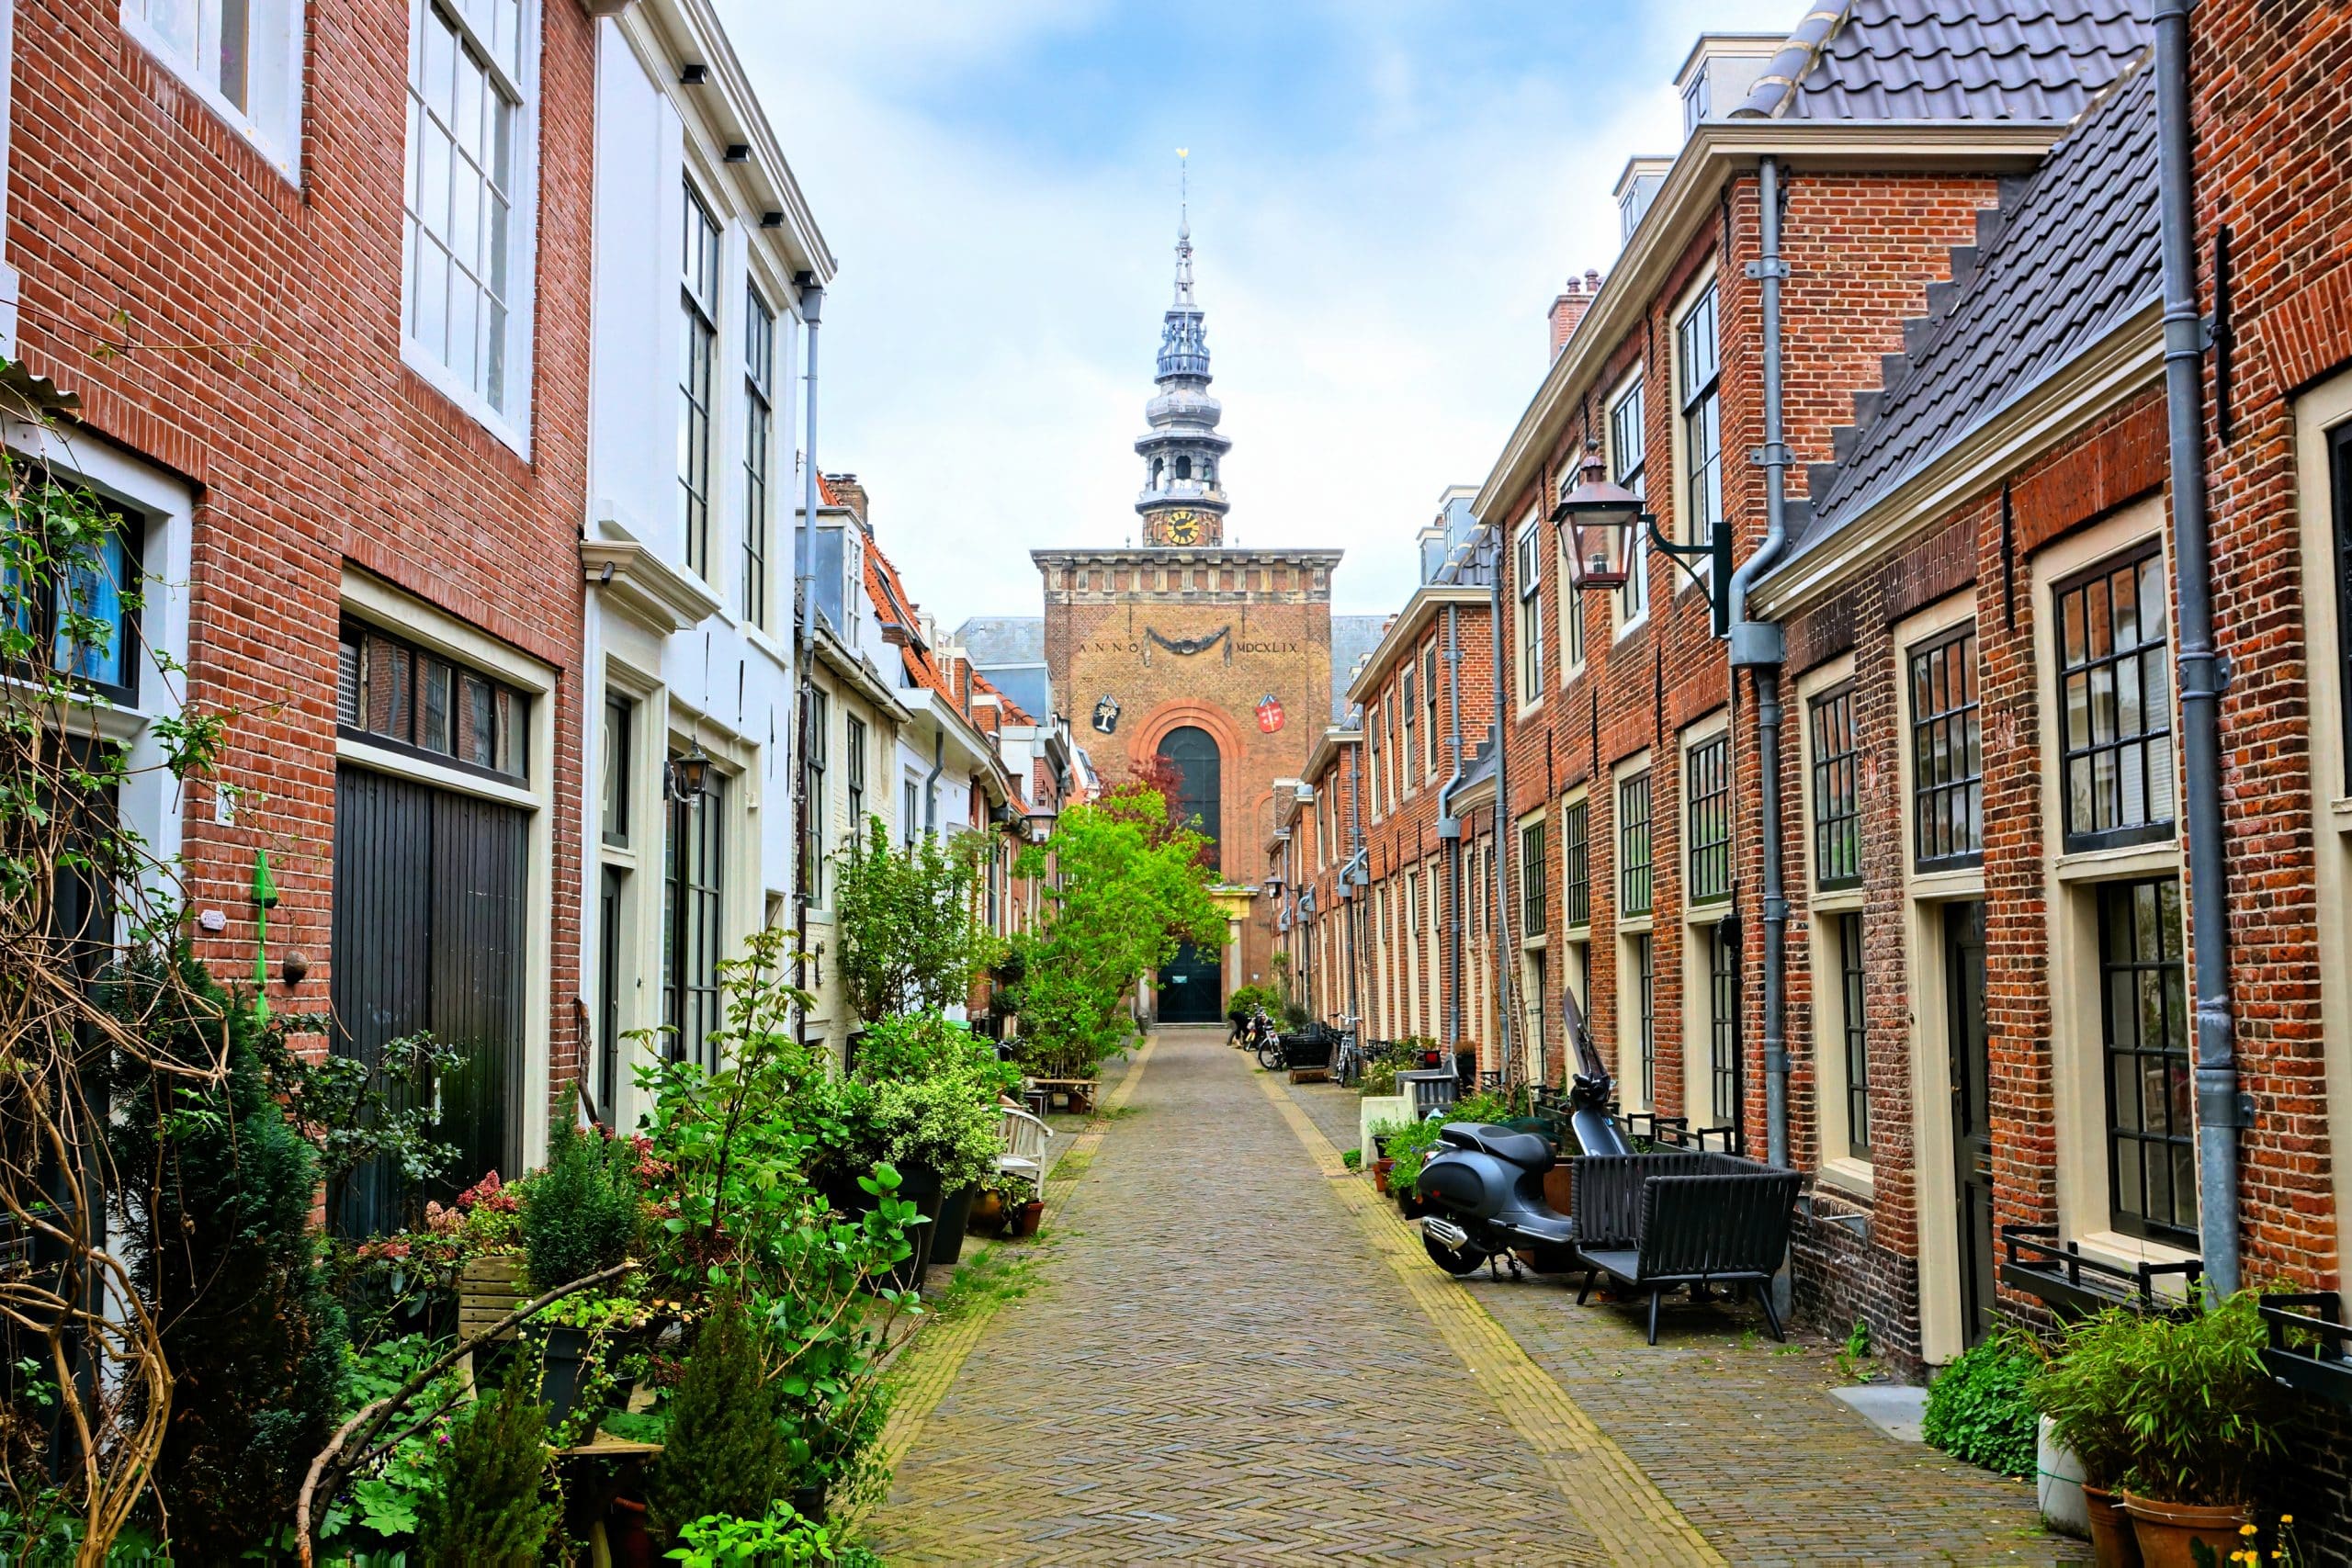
(1255, 694), (1285, 734)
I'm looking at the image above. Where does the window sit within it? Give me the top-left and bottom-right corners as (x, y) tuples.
(1400, 666), (1418, 791)
(1519, 818), (1546, 938)
(2056, 547), (2175, 852)
(1515, 519), (1544, 703)
(663, 767), (724, 1068)
(1682, 71), (1710, 133)
(19, 503), (142, 705)
(901, 778), (919, 847)
(1709, 919), (1740, 1126)
(125, 0), (303, 174)
(1423, 645), (1441, 774)
(1609, 380), (1648, 623)
(1909, 626), (1982, 869)
(1366, 703), (1383, 818)
(743, 286), (776, 626)
(2099, 877), (2195, 1243)
(1619, 770), (1652, 916)
(1678, 281), (1724, 568)
(1563, 534), (1588, 672)
(600, 694), (631, 847)
(338, 621), (529, 780)
(800, 690), (827, 902)
(845, 714), (867, 842)
(1632, 932), (1656, 1104)
(1561, 799), (1590, 928)
(679, 183), (720, 581)
(2334, 423), (2352, 794)
(1838, 911), (1870, 1157)
(404, 0), (527, 424)
(1406, 869), (1419, 934)
(1809, 684), (1861, 888)
(1686, 733), (1730, 903)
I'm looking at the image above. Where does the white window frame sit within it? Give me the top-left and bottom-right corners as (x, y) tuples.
(1796, 651), (1871, 1194)
(1607, 368), (1649, 637)
(1673, 272), (1724, 593)
(399, 0), (539, 456)
(121, 0), (307, 180)
(1514, 510), (1545, 712)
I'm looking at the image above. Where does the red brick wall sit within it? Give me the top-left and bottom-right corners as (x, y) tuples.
(11, 1), (594, 1118)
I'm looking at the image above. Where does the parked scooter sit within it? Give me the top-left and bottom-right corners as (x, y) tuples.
(1415, 989), (1631, 1279)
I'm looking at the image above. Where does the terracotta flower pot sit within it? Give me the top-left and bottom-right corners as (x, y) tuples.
(2081, 1486), (2143, 1568)
(2120, 1494), (2246, 1568)
(1373, 1157), (1395, 1195)
(1010, 1199), (1046, 1237)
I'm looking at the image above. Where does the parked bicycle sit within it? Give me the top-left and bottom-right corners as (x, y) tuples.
(1244, 1006), (1283, 1069)
(1329, 1018), (1363, 1088)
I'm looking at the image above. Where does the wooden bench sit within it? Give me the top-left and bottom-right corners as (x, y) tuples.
(1027, 1077), (1099, 1115)
(1568, 1152), (1804, 1345)
(458, 1253), (528, 1344)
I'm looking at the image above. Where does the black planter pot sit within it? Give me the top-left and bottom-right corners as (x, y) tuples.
(791, 1483), (828, 1526)
(537, 1325), (593, 1424)
(931, 1184), (979, 1267)
(888, 1165), (946, 1292)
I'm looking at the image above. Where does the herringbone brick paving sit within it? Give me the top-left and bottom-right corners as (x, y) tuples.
(875, 1028), (2084, 1564)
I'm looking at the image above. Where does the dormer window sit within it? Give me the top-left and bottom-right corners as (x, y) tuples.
(1682, 73), (1710, 134)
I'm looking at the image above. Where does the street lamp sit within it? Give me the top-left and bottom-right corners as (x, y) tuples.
(1550, 435), (1736, 637)
(666, 740), (716, 801)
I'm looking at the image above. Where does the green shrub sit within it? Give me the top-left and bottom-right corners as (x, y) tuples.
(523, 1122), (644, 1293)
(1385, 1119), (1447, 1191)
(668, 1502), (836, 1566)
(1361, 1058), (1399, 1097)
(1226, 984), (1276, 1021)
(2106, 1292), (2299, 1506)
(1340, 1148), (1362, 1169)
(416, 1359), (559, 1567)
(651, 1292), (790, 1539)
(1923, 1331), (2039, 1477)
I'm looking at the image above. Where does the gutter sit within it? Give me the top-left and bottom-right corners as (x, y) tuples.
(1726, 154), (1792, 1170)
(2153, 0), (2242, 1296)
(1484, 525), (1521, 1086)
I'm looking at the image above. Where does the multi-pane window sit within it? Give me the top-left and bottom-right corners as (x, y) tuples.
(800, 690), (827, 901)
(26, 502), (141, 705)
(337, 622), (529, 781)
(1563, 532), (1588, 671)
(1909, 626), (1983, 868)
(1619, 770), (1653, 916)
(1423, 645), (1441, 773)
(1561, 799), (1590, 928)
(845, 714), (867, 841)
(1838, 911), (1869, 1157)
(2056, 547), (2175, 852)
(1632, 932), (1656, 1104)
(1678, 281), (1724, 563)
(743, 287), (776, 626)
(1400, 666), (1418, 790)
(679, 183), (721, 581)
(1686, 733), (1731, 903)
(1610, 380), (1648, 623)
(664, 768), (725, 1068)
(404, 0), (526, 421)
(1709, 920), (1740, 1125)
(125, 0), (304, 170)
(1366, 704), (1384, 818)
(902, 778), (919, 847)
(1809, 684), (1861, 889)
(1519, 818), (1546, 938)
(600, 694), (632, 847)
(2334, 425), (2352, 794)
(2099, 877), (2195, 1243)
(1515, 520), (1544, 703)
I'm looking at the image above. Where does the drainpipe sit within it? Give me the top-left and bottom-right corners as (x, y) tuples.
(924, 728), (944, 837)
(1438, 604), (1466, 1058)
(1486, 525), (1521, 1086)
(2153, 0), (2241, 1298)
(1727, 155), (1792, 1169)
(1346, 748), (1366, 1030)
(791, 274), (824, 1029)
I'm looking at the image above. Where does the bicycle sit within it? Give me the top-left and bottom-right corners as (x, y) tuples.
(1247, 1008), (1285, 1070)
(1330, 1018), (1363, 1088)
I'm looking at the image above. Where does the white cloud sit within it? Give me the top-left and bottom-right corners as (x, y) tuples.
(719, 0), (1797, 623)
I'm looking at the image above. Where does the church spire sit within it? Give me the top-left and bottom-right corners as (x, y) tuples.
(1137, 151), (1230, 547)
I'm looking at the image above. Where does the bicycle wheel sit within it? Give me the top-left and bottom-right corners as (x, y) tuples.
(1255, 1038), (1285, 1071)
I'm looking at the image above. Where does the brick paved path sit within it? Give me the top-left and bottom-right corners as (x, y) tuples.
(873, 1027), (2081, 1565)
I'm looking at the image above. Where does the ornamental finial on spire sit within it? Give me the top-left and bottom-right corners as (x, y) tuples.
(1173, 149), (1194, 306)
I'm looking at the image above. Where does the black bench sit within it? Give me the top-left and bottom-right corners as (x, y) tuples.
(1568, 1152), (1804, 1344)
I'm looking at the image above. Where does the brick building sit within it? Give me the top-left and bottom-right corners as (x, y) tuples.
(7, 0), (604, 1226)
(1035, 212), (1341, 1022)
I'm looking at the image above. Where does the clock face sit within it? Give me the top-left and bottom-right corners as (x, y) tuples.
(1160, 510), (1201, 545)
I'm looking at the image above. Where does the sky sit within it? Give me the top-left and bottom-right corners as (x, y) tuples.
(718, 0), (1802, 624)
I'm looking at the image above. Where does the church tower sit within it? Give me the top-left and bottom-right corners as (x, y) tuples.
(1135, 179), (1231, 547)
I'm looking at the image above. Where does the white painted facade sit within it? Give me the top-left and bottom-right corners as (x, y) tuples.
(579, 0), (830, 1122)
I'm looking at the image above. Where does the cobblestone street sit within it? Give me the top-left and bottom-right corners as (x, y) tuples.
(874, 1027), (2084, 1565)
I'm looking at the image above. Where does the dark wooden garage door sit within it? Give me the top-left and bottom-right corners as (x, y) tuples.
(330, 764), (529, 1237)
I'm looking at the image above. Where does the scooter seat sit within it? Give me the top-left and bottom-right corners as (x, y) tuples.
(1436, 1122), (1555, 1170)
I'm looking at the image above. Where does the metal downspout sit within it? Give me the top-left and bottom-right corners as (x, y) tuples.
(1347, 747), (1365, 1030)
(1439, 604), (1466, 1055)
(791, 276), (824, 1032)
(1728, 156), (1792, 1169)
(925, 729), (944, 837)
(2154, 0), (2241, 1297)
(1487, 526), (1521, 1087)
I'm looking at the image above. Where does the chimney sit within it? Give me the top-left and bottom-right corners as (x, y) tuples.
(822, 471), (870, 527)
(1548, 270), (1604, 358)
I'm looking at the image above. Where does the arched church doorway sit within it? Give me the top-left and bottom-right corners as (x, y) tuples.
(1155, 725), (1224, 1023)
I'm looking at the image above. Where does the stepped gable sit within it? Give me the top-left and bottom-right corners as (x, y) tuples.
(1785, 55), (2159, 559)
(1736, 0), (2149, 123)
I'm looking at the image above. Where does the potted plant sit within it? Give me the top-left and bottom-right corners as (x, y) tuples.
(1001, 1171), (1045, 1237)
(968, 1183), (1009, 1232)
(2030, 1309), (2143, 1567)
(2108, 1292), (2299, 1567)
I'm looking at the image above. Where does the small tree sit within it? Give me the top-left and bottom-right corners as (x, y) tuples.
(649, 1291), (788, 1538)
(1004, 785), (1225, 1077)
(415, 1359), (559, 1567)
(830, 816), (999, 1021)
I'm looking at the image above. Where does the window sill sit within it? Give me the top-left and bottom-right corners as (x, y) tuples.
(2073, 1227), (2200, 1292)
(1907, 864), (1984, 903)
(1817, 1156), (1875, 1200)
(400, 339), (533, 460)
(1520, 933), (1549, 952)
(1617, 912), (1655, 936)
(1812, 886), (1866, 915)
(2054, 838), (2181, 884)
(336, 734), (537, 809)
(120, 14), (303, 185)
(2330, 795), (2352, 834)
(1613, 613), (1650, 644)
(1684, 897), (1732, 926)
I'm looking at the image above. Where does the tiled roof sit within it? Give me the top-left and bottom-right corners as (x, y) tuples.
(1739, 0), (2148, 122)
(1791, 57), (2159, 554)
